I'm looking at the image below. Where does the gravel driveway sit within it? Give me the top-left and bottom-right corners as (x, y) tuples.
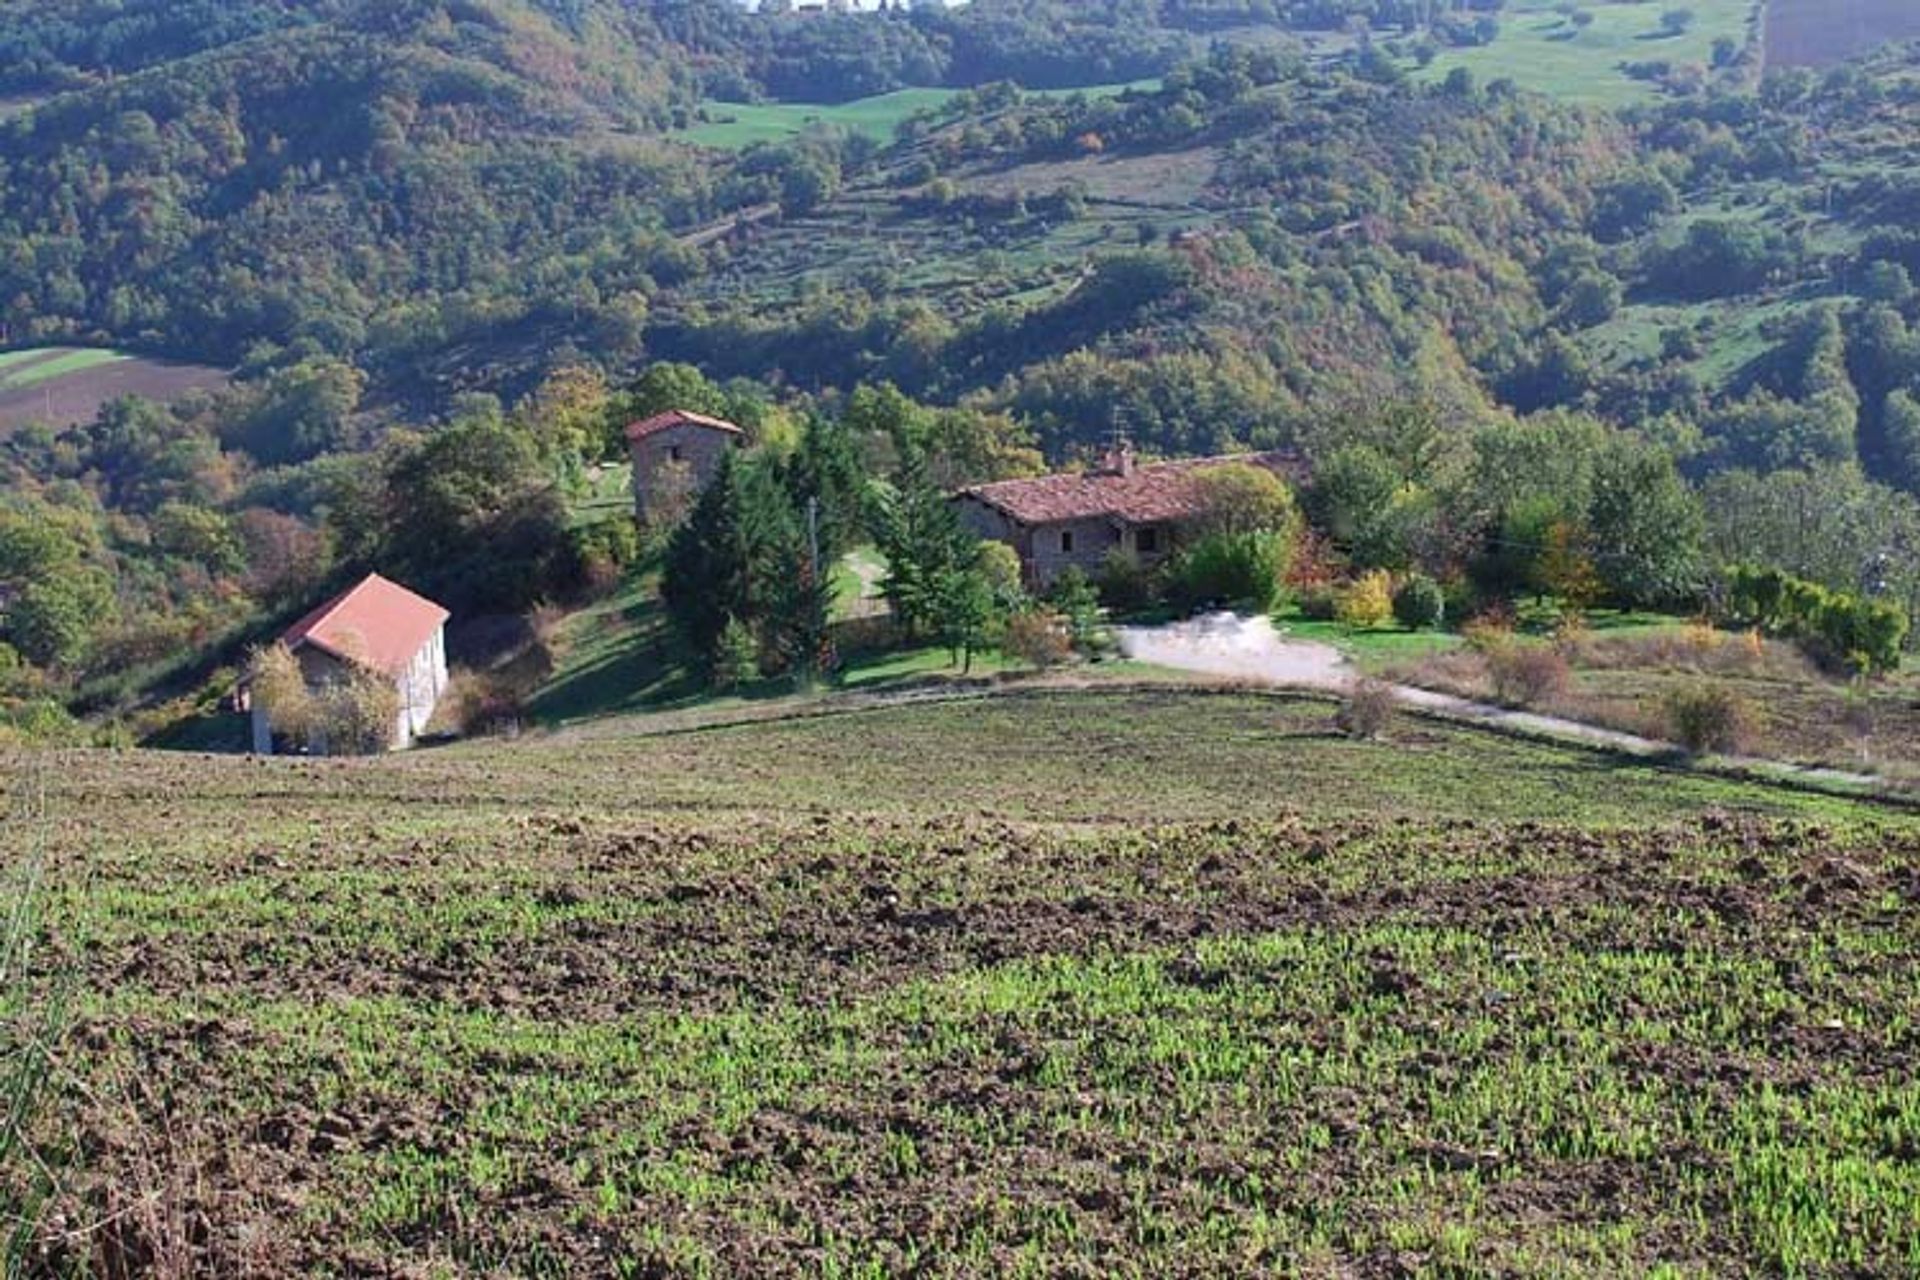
(1115, 612), (1352, 688)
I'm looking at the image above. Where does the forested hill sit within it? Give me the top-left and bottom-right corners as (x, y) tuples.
(5, 0), (1920, 487)
(0, 0), (1216, 390)
(0, 1), (706, 370)
(9, 0), (1920, 735)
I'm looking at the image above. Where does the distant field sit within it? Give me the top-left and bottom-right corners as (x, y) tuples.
(1419, 0), (1760, 108)
(683, 80), (1160, 149)
(1766, 0), (1920, 67)
(957, 146), (1220, 208)
(0, 346), (229, 432)
(0, 94), (46, 121)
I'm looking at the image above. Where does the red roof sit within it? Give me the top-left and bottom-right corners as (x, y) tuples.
(957, 451), (1303, 526)
(623, 408), (744, 443)
(281, 574), (449, 676)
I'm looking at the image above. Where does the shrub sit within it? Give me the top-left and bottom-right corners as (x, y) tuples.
(1724, 564), (1908, 675)
(1335, 678), (1399, 740)
(1297, 585), (1339, 622)
(247, 644), (403, 754)
(1551, 611), (1591, 660)
(1047, 568), (1107, 657)
(975, 540), (1026, 609)
(561, 515), (643, 601)
(1095, 549), (1158, 615)
(1487, 644), (1571, 706)
(712, 616), (762, 691)
(1167, 531), (1290, 614)
(1001, 609), (1074, 669)
(1680, 618), (1725, 656)
(316, 667), (404, 756)
(1335, 570), (1394, 630)
(435, 669), (530, 738)
(1463, 603), (1517, 654)
(247, 644), (317, 747)
(1663, 683), (1752, 755)
(0, 698), (87, 747)
(1391, 574), (1446, 631)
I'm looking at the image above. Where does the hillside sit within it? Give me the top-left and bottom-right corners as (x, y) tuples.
(3, 1), (1920, 731)
(0, 0), (700, 379)
(10, 691), (1919, 1274)
(3, 0), (1920, 468)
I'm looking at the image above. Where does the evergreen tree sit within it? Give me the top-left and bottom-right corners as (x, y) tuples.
(877, 448), (976, 639)
(783, 412), (869, 567)
(662, 451), (803, 669)
(934, 567), (997, 674)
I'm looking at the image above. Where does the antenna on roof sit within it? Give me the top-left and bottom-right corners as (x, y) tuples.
(1104, 406), (1137, 477)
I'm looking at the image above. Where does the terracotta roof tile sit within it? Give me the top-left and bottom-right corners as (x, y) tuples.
(957, 451), (1304, 526)
(282, 574), (449, 676)
(624, 408), (744, 442)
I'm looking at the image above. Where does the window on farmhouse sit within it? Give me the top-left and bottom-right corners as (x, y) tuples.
(668, 445), (684, 462)
(1061, 530), (1075, 553)
(1136, 526), (1159, 553)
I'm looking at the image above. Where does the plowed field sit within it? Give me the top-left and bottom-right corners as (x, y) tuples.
(6, 692), (1917, 1277)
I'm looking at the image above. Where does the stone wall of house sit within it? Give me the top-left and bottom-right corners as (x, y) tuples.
(1026, 516), (1122, 588)
(956, 498), (1018, 547)
(955, 500), (1183, 589)
(631, 424), (735, 523)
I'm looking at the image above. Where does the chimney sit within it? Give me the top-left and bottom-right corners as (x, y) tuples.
(1101, 441), (1137, 477)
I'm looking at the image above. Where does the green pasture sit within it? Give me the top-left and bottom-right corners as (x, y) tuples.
(1418, 0), (1761, 108)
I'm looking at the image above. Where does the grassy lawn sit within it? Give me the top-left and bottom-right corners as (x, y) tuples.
(684, 89), (963, 148)
(1274, 608), (1464, 673)
(571, 462), (634, 527)
(1380, 615), (1920, 781)
(1417, 0), (1760, 108)
(528, 554), (1013, 726)
(1273, 605), (1675, 675)
(13, 689), (1918, 1273)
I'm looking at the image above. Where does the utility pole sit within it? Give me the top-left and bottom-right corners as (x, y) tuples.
(805, 495), (825, 686)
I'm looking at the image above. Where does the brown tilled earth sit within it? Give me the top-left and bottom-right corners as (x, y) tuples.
(0, 355), (229, 433)
(5, 695), (1919, 1277)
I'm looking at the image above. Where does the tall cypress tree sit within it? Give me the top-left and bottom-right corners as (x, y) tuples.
(878, 446), (975, 640)
(783, 412), (869, 567)
(663, 451), (803, 669)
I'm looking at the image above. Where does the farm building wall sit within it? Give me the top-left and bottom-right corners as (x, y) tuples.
(1025, 516), (1123, 588)
(955, 498), (1183, 589)
(631, 423), (737, 523)
(250, 633), (448, 756)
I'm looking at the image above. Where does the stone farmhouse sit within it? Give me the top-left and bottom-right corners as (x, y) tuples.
(251, 573), (450, 755)
(954, 445), (1303, 588)
(627, 408), (744, 523)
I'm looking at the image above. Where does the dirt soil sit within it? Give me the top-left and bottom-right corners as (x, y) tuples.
(0, 354), (230, 433)
(7, 697), (1919, 1277)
